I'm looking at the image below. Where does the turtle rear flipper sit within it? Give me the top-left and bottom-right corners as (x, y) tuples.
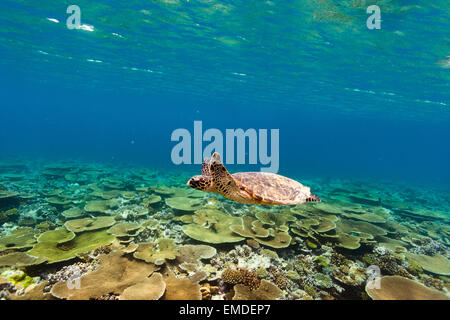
(209, 152), (238, 197)
(306, 193), (321, 202)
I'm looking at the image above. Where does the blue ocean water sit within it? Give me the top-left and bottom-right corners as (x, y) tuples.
(1, 1), (449, 190)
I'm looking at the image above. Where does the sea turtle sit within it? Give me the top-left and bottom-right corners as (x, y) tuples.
(187, 152), (320, 205)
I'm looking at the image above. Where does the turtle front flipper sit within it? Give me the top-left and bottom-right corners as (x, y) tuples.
(209, 152), (238, 197)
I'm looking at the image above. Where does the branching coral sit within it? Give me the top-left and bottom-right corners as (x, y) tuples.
(222, 267), (260, 290)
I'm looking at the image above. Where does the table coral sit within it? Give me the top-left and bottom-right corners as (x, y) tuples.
(182, 210), (244, 244)
(120, 272), (166, 300)
(232, 280), (283, 300)
(50, 249), (160, 299)
(0, 228), (37, 252)
(165, 197), (202, 212)
(27, 229), (115, 264)
(133, 238), (178, 265)
(161, 269), (202, 300)
(64, 216), (116, 233)
(176, 244), (217, 265)
(405, 253), (450, 276)
(0, 252), (47, 267)
(366, 276), (449, 300)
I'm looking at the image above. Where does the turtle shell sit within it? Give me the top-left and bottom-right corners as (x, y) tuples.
(231, 172), (311, 205)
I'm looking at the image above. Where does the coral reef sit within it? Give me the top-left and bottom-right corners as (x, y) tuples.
(0, 160), (448, 300)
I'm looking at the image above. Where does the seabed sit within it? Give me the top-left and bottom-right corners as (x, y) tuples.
(0, 159), (449, 300)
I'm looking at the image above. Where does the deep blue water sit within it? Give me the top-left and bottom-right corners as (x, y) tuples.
(0, 1), (449, 189)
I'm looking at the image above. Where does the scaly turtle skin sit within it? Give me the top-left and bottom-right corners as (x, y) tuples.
(187, 152), (320, 205)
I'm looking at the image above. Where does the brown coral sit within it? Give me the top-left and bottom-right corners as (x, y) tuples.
(271, 270), (287, 290)
(50, 249), (159, 299)
(233, 280), (283, 300)
(366, 276), (449, 300)
(222, 267), (243, 284)
(161, 269), (202, 300)
(199, 283), (219, 300)
(222, 267), (260, 290)
(120, 273), (166, 300)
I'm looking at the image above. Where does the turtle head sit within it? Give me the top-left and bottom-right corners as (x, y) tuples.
(187, 175), (212, 192)
(211, 152), (222, 164)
